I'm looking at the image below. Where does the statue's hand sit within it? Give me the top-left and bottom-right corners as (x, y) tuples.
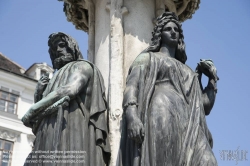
(196, 59), (219, 82)
(21, 112), (33, 128)
(36, 72), (50, 95)
(127, 116), (145, 143)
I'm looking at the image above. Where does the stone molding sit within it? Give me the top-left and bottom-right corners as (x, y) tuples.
(60, 0), (200, 32)
(0, 129), (20, 142)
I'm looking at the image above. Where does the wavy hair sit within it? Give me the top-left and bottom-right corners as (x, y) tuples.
(144, 12), (187, 63)
(48, 32), (83, 68)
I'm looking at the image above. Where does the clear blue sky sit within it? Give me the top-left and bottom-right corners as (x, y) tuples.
(0, 1), (250, 165)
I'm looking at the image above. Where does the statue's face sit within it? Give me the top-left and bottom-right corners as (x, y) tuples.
(161, 22), (179, 47)
(50, 37), (74, 69)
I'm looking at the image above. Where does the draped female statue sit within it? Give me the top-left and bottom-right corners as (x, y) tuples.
(120, 12), (219, 166)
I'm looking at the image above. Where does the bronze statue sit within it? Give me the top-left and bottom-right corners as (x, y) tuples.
(120, 12), (218, 166)
(22, 32), (110, 165)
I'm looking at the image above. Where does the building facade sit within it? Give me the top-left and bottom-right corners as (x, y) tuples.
(0, 53), (53, 166)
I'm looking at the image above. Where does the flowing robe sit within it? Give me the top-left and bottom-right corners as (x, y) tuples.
(120, 52), (217, 166)
(25, 60), (110, 166)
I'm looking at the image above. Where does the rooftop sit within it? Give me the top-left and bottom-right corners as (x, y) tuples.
(0, 53), (53, 82)
(0, 53), (25, 75)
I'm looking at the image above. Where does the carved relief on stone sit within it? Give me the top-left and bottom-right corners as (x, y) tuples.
(59, 0), (200, 33)
(61, 0), (89, 32)
(177, 0), (200, 21)
(156, 0), (200, 22)
(0, 129), (19, 142)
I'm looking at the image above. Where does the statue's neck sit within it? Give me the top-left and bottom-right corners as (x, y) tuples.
(159, 44), (176, 58)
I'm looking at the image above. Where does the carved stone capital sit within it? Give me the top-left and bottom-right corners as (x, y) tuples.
(63, 0), (89, 32)
(155, 0), (200, 22)
(60, 0), (200, 31)
(178, 0), (200, 22)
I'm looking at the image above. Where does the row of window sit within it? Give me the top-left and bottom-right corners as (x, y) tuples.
(0, 87), (19, 115)
(0, 87), (17, 165)
(0, 70), (49, 114)
(0, 74), (39, 165)
(0, 139), (13, 166)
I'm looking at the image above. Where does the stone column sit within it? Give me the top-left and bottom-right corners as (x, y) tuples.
(108, 0), (125, 164)
(60, 0), (200, 165)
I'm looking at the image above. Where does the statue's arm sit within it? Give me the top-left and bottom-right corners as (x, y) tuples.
(196, 60), (218, 115)
(123, 65), (140, 122)
(23, 62), (92, 124)
(123, 53), (149, 142)
(199, 73), (217, 115)
(34, 92), (43, 103)
(34, 72), (50, 103)
(123, 53), (150, 114)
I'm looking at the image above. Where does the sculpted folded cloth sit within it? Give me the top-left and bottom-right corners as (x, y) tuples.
(121, 52), (217, 166)
(23, 60), (111, 166)
(22, 32), (110, 166)
(120, 12), (218, 166)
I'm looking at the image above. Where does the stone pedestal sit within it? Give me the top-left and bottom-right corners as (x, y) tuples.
(59, 0), (200, 165)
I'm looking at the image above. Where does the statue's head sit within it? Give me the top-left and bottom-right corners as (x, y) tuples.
(48, 32), (83, 69)
(145, 12), (187, 64)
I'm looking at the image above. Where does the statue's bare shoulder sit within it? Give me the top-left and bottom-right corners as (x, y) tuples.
(131, 52), (150, 68)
